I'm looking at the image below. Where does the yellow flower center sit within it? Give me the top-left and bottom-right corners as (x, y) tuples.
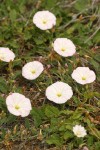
(31, 70), (36, 74)
(15, 105), (20, 110)
(76, 130), (81, 136)
(82, 77), (86, 80)
(42, 20), (47, 24)
(57, 93), (62, 97)
(61, 48), (66, 51)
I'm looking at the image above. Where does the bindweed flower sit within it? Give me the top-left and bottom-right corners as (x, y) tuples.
(73, 125), (87, 137)
(45, 81), (73, 104)
(22, 61), (44, 80)
(53, 38), (76, 57)
(33, 10), (56, 30)
(6, 93), (32, 117)
(0, 47), (15, 62)
(71, 67), (96, 85)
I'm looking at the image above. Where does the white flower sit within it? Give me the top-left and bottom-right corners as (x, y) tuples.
(53, 38), (76, 57)
(22, 61), (44, 80)
(33, 10), (56, 30)
(73, 125), (87, 137)
(6, 93), (32, 117)
(71, 67), (96, 85)
(45, 81), (73, 104)
(0, 47), (15, 62)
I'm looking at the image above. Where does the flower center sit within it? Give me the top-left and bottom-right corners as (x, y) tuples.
(82, 77), (86, 80)
(15, 105), (20, 110)
(76, 130), (81, 136)
(31, 70), (36, 74)
(61, 48), (66, 51)
(57, 93), (62, 97)
(42, 20), (47, 24)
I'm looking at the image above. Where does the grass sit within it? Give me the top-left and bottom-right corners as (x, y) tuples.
(0, 0), (100, 149)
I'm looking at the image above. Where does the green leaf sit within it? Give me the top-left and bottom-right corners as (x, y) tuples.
(0, 96), (6, 110)
(60, 110), (73, 115)
(24, 31), (32, 40)
(94, 54), (100, 63)
(6, 114), (16, 124)
(31, 107), (45, 127)
(87, 136), (94, 147)
(44, 0), (57, 9)
(84, 91), (100, 99)
(90, 127), (100, 139)
(59, 125), (66, 131)
(45, 105), (59, 118)
(93, 32), (100, 44)
(64, 130), (74, 140)
(70, 110), (83, 120)
(46, 134), (63, 146)
(90, 59), (99, 71)
(94, 141), (100, 150)
(0, 77), (8, 93)
(9, 9), (17, 22)
(75, 0), (89, 11)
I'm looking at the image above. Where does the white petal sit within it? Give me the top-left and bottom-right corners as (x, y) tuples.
(22, 61), (44, 80)
(6, 93), (32, 117)
(7, 106), (20, 116)
(46, 81), (73, 104)
(33, 11), (56, 30)
(71, 67), (96, 85)
(0, 47), (15, 62)
(73, 125), (87, 137)
(53, 38), (76, 57)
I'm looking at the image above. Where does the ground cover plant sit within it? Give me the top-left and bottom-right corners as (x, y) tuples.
(0, 0), (100, 149)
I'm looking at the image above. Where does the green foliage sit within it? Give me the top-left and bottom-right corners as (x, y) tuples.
(46, 133), (63, 146)
(0, 77), (8, 93)
(45, 105), (60, 118)
(0, 0), (99, 149)
(0, 96), (6, 110)
(74, 0), (90, 11)
(31, 107), (45, 127)
(63, 130), (74, 140)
